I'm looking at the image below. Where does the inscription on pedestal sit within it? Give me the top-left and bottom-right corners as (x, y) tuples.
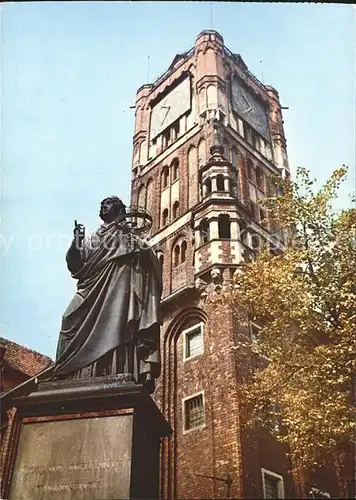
(10, 415), (133, 500)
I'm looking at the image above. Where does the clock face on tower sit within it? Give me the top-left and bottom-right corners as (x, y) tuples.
(231, 76), (270, 141)
(150, 76), (191, 140)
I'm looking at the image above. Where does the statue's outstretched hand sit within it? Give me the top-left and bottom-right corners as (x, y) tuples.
(73, 220), (85, 248)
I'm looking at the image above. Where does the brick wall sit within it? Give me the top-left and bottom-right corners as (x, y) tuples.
(1, 366), (28, 394)
(130, 29), (348, 500)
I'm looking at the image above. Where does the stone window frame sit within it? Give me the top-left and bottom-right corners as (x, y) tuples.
(261, 468), (285, 499)
(171, 157), (180, 182)
(182, 390), (206, 434)
(183, 321), (204, 361)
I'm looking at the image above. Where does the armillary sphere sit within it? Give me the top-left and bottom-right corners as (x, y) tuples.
(116, 205), (153, 237)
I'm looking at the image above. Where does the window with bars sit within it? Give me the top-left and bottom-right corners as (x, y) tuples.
(184, 393), (205, 431)
(262, 469), (284, 499)
(184, 323), (204, 360)
(265, 475), (280, 498)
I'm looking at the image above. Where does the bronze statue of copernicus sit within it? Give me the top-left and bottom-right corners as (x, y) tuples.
(53, 196), (162, 394)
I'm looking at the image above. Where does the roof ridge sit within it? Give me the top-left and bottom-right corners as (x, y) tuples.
(0, 336), (53, 361)
(0, 336), (53, 377)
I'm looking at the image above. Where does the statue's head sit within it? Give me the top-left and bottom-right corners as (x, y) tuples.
(99, 196), (126, 223)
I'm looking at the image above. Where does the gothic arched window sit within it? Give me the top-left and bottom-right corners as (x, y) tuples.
(173, 245), (180, 267)
(216, 174), (225, 191)
(205, 178), (212, 195)
(246, 159), (254, 181)
(172, 158), (179, 181)
(162, 208), (169, 227)
(161, 167), (169, 189)
(181, 240), (187, 263)
(173, 201), (180, 220)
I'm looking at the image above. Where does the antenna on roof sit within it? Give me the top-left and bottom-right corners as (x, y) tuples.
(209, 2), (213, 29)
(260, 60), (265, 83)
(147, 56), (150, 84)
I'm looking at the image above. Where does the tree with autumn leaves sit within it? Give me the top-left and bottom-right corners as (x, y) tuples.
(213, 166), (355, 490)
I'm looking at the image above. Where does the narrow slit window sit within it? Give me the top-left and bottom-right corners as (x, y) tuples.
(173, 201), (180, 220)
(162, 209), (169, 227)
(172, 158), (179, 181)
(218, 214), (231, 239)
(173, 245), (180, 267)
(216, 174), (225, 191)
(181, 240), (187, 263)
(184, 393), (205, 431)
(262, 469), (285, 499)
(200, 219), (210, 244)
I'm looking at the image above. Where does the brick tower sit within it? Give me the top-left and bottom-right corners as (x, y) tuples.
(130, 30), (293, 499)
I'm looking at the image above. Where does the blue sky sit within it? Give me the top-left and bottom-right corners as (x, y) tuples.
(1, 2), (355, 358)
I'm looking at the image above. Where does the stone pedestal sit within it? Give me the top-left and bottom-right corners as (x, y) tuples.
(1, 375), (170, 500)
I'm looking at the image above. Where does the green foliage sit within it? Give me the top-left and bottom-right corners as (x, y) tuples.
(215, 167), (356, 468)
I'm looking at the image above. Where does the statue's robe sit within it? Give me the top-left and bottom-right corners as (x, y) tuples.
(54, 220), (162, 392)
